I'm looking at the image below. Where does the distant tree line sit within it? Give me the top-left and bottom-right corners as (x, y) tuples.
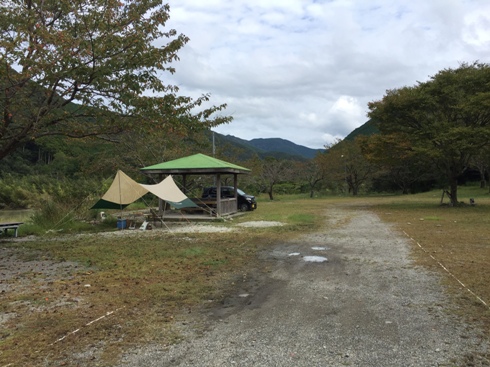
(238, 62), (490, 204)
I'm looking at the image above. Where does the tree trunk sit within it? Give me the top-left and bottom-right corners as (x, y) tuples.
(478, 166), (486, 188)
(449, 176), (458, 206)
(351, 173), (359, 196)
(268, 187), (274, 200)
(346, 175), (352, 194)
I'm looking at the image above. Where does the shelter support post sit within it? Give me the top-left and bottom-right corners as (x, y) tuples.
(216, 174), (221, 217)
(233, 174), (238, 202)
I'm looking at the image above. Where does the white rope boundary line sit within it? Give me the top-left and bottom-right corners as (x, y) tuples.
(2, 308), (125, 367)
(403, 231), (489, 310)
(49, 306), (125, 346)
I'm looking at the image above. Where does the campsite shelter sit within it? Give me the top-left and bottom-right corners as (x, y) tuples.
(141, 153), (251, 217)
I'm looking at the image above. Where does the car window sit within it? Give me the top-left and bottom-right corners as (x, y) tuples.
(222, 188), (233, 197)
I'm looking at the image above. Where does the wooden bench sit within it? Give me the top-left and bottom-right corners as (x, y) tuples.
(0, 222), (24, 238)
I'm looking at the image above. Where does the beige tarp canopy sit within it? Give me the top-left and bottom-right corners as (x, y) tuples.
(140, 176), (197, 209)
(91, 170), (197, 210)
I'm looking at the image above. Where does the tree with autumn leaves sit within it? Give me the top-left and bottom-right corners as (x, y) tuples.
(368, 62), (490, 205)
(316, 139), (377, 196)
(357, 133), (435, 194)
(0, 0), (230, 162)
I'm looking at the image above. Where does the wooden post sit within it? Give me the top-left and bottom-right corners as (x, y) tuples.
(216, 174), (221, 217)
(234, 174), (238, 212)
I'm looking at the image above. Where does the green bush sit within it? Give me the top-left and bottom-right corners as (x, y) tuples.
(0, 177), (33, 209)
(30, 199), (73, 228)
(0, 173), (106, 210)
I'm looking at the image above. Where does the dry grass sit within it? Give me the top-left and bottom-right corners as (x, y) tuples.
(1, 191), (489, 366)
(0, 199), (327, 367)
(1, 233), (272, 366)
(364, 187), (490, 337)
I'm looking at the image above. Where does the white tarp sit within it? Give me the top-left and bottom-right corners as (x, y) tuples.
(140, 175), (188, 203)
(100, 170), (149, 205)
(92, 171), (197, 209)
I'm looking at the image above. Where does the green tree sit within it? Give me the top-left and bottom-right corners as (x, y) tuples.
(368, 62), (490, 205)
(0, 0), (231, 161)
(319, 139), (376, 196)
(248, 156), (292, 200)
(470, 145), (490, 189)
(295, 159), (325, 198)
(358, 133), (434, 194)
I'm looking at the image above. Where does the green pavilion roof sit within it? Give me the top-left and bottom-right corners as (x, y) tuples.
(141, 153), (250, 175)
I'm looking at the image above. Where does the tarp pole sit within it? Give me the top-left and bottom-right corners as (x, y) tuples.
(118, 171), (124, 228)
(158, 173), (164, 217)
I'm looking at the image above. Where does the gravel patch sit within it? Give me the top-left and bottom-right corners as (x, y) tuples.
(237, 221), (284, 228)
(118, 206), (489, 367)
(168, 224), (233, 233)
(0, 247), (80, 294)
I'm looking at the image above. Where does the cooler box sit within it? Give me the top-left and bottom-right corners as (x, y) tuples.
(117, 219), (127, 229)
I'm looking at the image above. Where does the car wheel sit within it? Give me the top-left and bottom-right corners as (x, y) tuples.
(239, 203), (249, 212)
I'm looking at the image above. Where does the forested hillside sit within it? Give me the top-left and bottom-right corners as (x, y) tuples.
(209, 132), (323, 160)
(343, 119), (378, 141)
(0, 128), (322, 210)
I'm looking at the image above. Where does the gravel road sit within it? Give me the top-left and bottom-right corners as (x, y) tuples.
(119, 207), (489, 367)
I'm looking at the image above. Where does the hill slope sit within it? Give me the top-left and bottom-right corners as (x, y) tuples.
(248, 138), (323, 159)
(212, 132), (323, 160)
(344, 119), (378, 141)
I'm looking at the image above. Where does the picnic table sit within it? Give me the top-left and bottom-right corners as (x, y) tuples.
(0, 222), (23, 238)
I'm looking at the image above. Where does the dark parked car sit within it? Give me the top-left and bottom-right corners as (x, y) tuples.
(201, 186), (257, 212)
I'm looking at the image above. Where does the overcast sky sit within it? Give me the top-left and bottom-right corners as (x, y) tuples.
(162, 0), (490, 149)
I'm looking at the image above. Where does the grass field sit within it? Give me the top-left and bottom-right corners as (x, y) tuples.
(1, 187), (489, 366)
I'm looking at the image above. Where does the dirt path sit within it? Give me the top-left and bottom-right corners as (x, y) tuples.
(119, 207), (489, 367)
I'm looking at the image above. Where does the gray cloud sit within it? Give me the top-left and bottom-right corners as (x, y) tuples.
(164, 0), (490, 148)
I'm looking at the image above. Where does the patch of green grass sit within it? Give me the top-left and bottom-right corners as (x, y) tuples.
(180, 246), (207, 257)
(288, 213), (315, 224)
(239, 197), (328, 232)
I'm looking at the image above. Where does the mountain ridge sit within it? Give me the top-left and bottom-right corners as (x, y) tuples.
(212, 132), (324, 160)
(213, 119), (379, 159)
